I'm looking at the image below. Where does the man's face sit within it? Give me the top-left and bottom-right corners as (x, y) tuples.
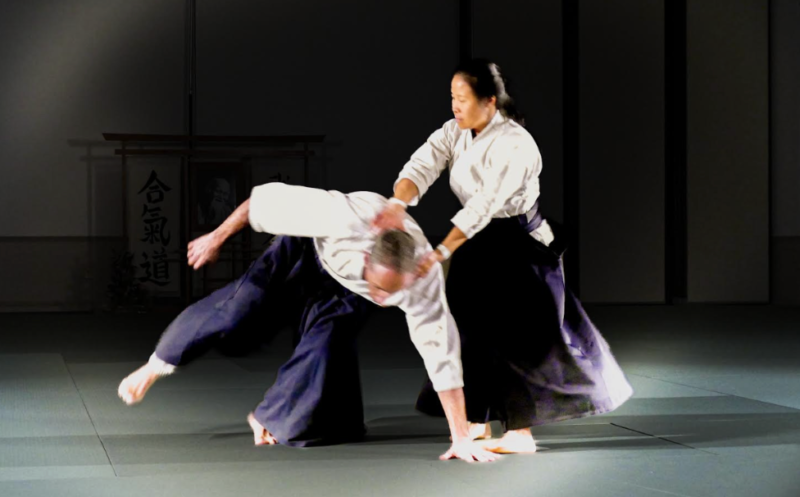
(364, 257), (411, 306)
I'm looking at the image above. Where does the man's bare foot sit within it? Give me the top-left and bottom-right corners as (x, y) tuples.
(117, 364), (160, 405)
(478, 428), (537, 454)
(247, 412), (278, 446)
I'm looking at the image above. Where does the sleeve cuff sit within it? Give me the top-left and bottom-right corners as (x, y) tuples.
(428, 365), (464, 392)
(394, 171), (426, 206)
(248, 184), (271, 232)
(148, 353), (177, 376)
(450, 208), (487, 240)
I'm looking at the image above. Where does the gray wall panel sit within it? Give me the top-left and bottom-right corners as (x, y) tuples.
(0, 0), (185, 237)
(579, 0), (666, 303)
(686, 0), (769, 302)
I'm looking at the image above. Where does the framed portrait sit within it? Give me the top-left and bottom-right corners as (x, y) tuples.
(191, 162), (245, 232)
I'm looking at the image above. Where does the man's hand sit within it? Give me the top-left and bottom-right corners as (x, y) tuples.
(187, 231), (224, 270)
(416, 249), (444, 279)
(435, 387), (498, 463)
(440, 439), (499, 463)
(370, 203), (407, 234)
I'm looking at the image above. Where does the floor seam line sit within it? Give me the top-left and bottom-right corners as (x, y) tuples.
(609, 422), (717, 455)
(64, 358), (119, 477)
(629, 373), (800, 413)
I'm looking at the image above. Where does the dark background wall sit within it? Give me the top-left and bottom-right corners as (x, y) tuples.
(686, 0), (770, 303)
(473, 0), (564, 225)
(195, 0), (459, 234)
(0, 0), (185, 310)
(0, 0), (795, 310)
(0, 0), (184, 237)
(771, 0), (800, 305)
(578, 0), (666, 303)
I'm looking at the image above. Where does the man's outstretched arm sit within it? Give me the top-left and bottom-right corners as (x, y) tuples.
(189, 183), (364, 270)
(403, 268), (498, 463)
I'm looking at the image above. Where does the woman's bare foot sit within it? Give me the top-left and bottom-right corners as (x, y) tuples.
(479, 428), (537, 454)
(117, 364), (161, 405)
(469, 423), (492, 440)
(247, 412), (278, 446)
(450, 422), (492, 441)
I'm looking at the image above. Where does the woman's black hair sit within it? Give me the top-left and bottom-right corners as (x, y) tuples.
(452, 58), (524, 126)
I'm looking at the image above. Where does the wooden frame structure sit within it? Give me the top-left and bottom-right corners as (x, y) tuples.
(103, 133), (324, 305)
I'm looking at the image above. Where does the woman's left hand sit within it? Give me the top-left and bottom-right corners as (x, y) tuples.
(416, 249), (445, 278)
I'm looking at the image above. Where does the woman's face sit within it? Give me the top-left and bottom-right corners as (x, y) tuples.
(451, 74), (496, 133)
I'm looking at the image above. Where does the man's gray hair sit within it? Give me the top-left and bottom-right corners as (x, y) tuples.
(371, 229), (417, 273)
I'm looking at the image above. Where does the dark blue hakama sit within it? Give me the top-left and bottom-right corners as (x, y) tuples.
(416, 210), (633, 430)
(154, 235), (370, 447)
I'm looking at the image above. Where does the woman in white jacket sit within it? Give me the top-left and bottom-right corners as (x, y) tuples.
(372, 59), (633, 454)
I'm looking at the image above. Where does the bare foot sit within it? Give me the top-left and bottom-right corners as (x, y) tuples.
(247, 412), (278, 446)
(450, 423), (492, 441)
(479, 428), (537, 454)
(117, 363), (160, 405)
(470, 423), (492, 440)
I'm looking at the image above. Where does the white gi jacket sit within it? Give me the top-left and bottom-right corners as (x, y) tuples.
(248, 182), (463, 392)
(394, 110), (554, 246)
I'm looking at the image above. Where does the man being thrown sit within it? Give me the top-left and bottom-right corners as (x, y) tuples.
(118, 181), (496, 463)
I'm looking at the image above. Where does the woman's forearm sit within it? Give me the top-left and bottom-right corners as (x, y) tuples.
(392, 179), (420, 206)
(436, 226), (468, 259)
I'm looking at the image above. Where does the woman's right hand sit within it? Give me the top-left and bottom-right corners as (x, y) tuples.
(370, 202), (407, 234)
